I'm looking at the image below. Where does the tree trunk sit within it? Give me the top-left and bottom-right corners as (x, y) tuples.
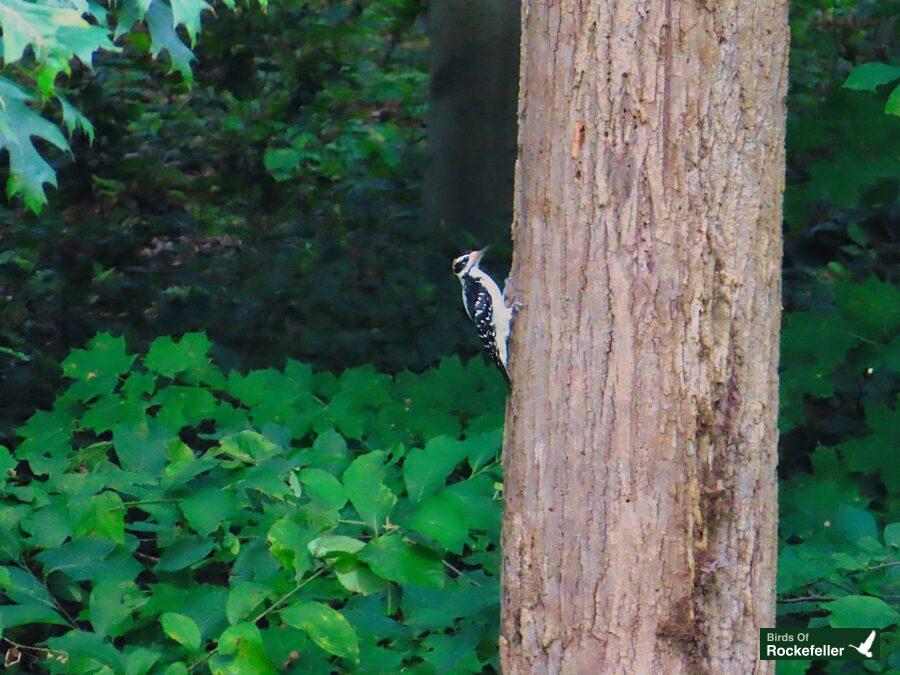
(500, 0), (788, 671)
(425, 0), (520, 243)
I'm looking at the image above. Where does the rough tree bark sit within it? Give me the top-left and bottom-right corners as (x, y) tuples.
(501, 0), (789, 672)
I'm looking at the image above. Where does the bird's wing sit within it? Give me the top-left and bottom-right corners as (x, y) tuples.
(861, 631), (876, 650)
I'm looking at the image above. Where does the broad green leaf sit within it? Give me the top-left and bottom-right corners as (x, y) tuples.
(408, 492), (468, 553)
(161, 612), (202, 651)
(0, 76), (68, 211)
(342, 451), (397, 531)
(308, 535), (365, 558)
(154, 386), (217, 431)
(298, 468), (347, 509)
(836, 504), (877, 543)
(213, 623), (277, 674)
(358, 535), (444, 589)
(0, 445), (14, 483)
(225, 582), (268, 625)
(145, 333), (212, 377)
(885, 523), (900, 548)
(266, 518), (314, 578)
(62, 333), (134, 398)
(333, 559), (387, 596)
(834, 277), (900, 340)
(57, 93), (95, 142)
(0, 566), (55, 608)
(155, 536), (214, 572)
(219, 430), (281, 463)
(112, 418), (172, 474)
(146, 0), (196, 82)
(280, 600), (359, 660)
(180, 487), (238, 536)
(15, 405), (73, 476)
(21, 503), (71, 548)
(72, 492), (125, 544)
(843, 63), (900, 92)
(403, 436), (469, 502)
(36, 537), (117, 580)
(0, 603), (69, 629)
(886, 83), (900, 116)
(89, 580), (141, 638)
(824, 596), (899, 628)
(169, 0), (212, 45)
(45, 630), (125, 672)
(125, 647), (159, 675)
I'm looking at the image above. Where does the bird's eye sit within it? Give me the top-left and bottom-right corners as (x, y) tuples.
(452, 258), (467, 274)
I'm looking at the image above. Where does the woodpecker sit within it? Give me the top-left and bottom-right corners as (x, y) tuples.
(452, 248), (519, 386)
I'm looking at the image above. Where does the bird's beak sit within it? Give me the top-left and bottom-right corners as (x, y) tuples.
(472, 246), (489, 262)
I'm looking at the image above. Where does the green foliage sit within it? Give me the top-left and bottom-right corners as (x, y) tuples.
(0, 334), (506, 672)
(0, 0), (266, 212)
(0, 0), (460, 433)
(776, 0), (900, 667)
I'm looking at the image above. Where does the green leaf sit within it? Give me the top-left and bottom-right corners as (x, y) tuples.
(264, 147), (302, 181)
(358, 535), (445, 589)
(36, 537), (118, 580)
(161, 612), (202, 651)
(824, 595), (899, 629)
(180, 487), (238, 536)
(886, 83), (900, 116)
(843, 63), (900, 92)
(155, 536), (214, 572)
(280, 600), (359, 661)
(154, 386), (217, 431)
(219, 430), (281, 463)
(72, 492), (126, 544)
(15, 407), (73, 476)
(0, 77), (69, 212)
(225, 582), (268, 625)
(0, 603), (69, 629)
(298, 468), (347, 509)
(408, 492), (469, 553)
(835, 504), (877, 543)
(885, 523), (900, 548)
(145, 0), (196, 82)
(62, 333), (134, 395)
(342, 451), (397, 531)
(834, 277), (900, 340)
(125, 647), (160, 675)
(0, 566), (55, 608)
(308, 535), (365, 558)
(333, 559), (387, 596)
(169, 0), (212, 45)
(112, 418), (172, 474)
(0, 445), (14, 482)
(145, 332), (212, 377)
(89, 580), (141, 638)
(403, 436), (468, 502)
(266, 519), (314, 578)
(213, 623), (277, 674)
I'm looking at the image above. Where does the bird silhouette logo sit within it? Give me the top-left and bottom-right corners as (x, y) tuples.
(849, 630), (876, 658)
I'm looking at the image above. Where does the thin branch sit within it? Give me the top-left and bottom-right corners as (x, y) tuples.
(777, 595), (836, 604)
(442, 559), (481, 587)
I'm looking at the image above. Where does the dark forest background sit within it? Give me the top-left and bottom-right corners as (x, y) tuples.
(0, 0), (897, 672)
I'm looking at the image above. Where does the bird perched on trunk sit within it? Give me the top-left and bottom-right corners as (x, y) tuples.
(452, 248), (520, 386)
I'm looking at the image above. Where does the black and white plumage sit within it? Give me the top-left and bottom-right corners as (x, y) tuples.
(452, 248), (516, 386)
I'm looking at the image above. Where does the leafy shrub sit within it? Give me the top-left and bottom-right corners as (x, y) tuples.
(777, 274), (900, 670)
(0, 333), (506, 672)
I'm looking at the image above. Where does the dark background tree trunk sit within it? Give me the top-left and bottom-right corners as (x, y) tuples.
(425, 0), (520, 245)
(501, 0), (789, 671)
